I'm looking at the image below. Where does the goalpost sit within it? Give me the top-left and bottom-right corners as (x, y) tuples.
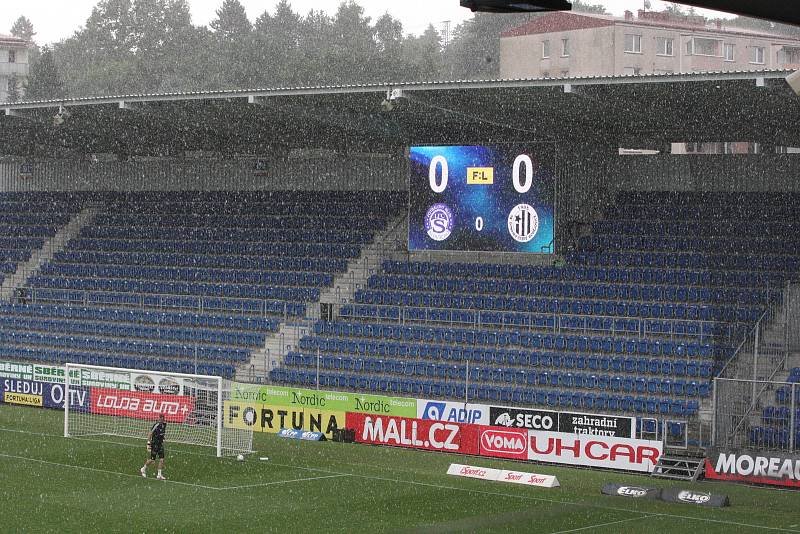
(64, 363), (253, 457)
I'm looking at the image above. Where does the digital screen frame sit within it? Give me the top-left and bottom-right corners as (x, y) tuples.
(408, 144), (556, 254)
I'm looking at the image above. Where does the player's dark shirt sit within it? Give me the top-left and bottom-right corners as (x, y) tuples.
(150, 421), (166, 447)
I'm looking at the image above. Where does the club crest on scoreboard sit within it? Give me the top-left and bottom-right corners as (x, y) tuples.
(424, 203), (454, 241)
(507, 203), (539, 243)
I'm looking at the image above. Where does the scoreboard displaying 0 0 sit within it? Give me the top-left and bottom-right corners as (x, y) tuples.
(408, 145), (555, 254)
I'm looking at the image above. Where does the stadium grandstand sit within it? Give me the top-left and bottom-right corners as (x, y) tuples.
(1, 68), (799, 474)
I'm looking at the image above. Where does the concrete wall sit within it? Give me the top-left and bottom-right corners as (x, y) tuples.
(610, 153), (800, 192)
(0, 155), (407, 192)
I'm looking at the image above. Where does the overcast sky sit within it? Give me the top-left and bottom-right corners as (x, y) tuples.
(4, 0), (732, 45)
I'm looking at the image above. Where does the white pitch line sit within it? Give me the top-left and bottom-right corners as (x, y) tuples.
(2, 427), (800, 532)
(221, 474), (348, 490)
(547, 515), (655, 534)
(0, 452), (219, 490)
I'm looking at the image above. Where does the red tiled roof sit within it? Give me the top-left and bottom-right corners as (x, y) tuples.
(501, 11), (800, 43)
(500, 12), (613, 38)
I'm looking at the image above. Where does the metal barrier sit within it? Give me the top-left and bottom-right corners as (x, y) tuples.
(15, 286), (294, 319)
(713, 378), (797, 453)
(336, 301), (743, 344)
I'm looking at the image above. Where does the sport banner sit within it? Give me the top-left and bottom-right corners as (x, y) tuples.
(528, 430), (662, 473)
(90, 387), (194, 422)
(488, 405), (634, 438)
(346, 413), (480, 455)
(230, 383), (416, 417)
(477, 427), (529, 460)
(417, 399), (490, 425)
(704, 449), (800, 488)
(223, 400), (345, 438)
(0, 378), (91, 412)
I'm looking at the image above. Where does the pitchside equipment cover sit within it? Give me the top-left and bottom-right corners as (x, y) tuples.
(64, 363), (253, 457)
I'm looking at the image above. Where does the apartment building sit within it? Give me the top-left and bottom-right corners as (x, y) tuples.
(500, 10), (800, 79)
(0, 34), (31, 102)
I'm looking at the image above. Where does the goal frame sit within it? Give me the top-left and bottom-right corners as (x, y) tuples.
(64, 363), (225, 457)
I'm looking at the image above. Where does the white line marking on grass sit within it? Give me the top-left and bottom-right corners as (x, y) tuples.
(221, 474), (348, 490)
(3, 427), (799, 532)
(547, 515), (654, 534)
(0, 452), (219, 490)
(262, 461), (800, 533)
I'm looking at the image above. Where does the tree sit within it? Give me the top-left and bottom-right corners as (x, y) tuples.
(210, 0), (254, 87)
(404, 25), (443, 81)
(571, 1), (608, 14)
(7, 74), (21, 102)
(253, 0), (303, 86)
(10, 16), (36, 41)
(25, 46), (66, 100)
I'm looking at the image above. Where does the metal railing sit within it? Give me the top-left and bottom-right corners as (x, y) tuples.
(712, 282), (796, 453)
(713, 378), (797, 453)
(12, 286), (298, 319)
(336, 301), (744, 344)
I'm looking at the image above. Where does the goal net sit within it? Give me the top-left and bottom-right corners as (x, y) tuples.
(64, 363), (252, 457)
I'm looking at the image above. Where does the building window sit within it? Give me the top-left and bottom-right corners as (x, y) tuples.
(561, 38), (570, 57)
(656, 37), (674, 56)
(8, 50), (16, 63)
(561, 70), (569, 77)
(686, 37), (721, 57)
(623, 66), (641, 76)
(624, 34), (642, 53)
(724, 43), (735, 61)
(751, 46), (765, 64)
(542, 40), (550, 59)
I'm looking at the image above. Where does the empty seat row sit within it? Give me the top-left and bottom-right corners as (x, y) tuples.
(270, 369), (701, 417)
(68, 238), (361, 259)
(313, 321), (724, 358)
(28, 276), (320, 302)
(41, 263), (334, 288)
(381, 260), (782, 289)
(0, 303), (279, 331)
(28, 289), (307, 317)
(342, 303), (733, 340)
(54, 251), (348, 273)
(81, 226), (374, 244)
(0, 316), (267, 347)
(356, 289), (761, 322)
(367, 275), (778, 305)
(284, 352), (711, 397)
(298, 336), (714, 378)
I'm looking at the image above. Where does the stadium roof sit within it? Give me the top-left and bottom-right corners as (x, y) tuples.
(1, 69), (799, 158)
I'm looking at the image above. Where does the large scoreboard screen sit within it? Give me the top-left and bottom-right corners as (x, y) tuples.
(408, 145), (556, 254)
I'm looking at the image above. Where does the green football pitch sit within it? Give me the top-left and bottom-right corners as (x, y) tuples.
(1, 405), (798, 533)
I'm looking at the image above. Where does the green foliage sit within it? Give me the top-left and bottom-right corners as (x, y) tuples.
(10, 16), (36, 41)
(24, 46), (66, 100)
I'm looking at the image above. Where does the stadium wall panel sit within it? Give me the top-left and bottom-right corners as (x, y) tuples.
(612, 154), (800, 192)
(0, 155), (405, 192)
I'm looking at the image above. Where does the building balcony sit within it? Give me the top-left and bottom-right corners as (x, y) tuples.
(0, 63), (29, 77)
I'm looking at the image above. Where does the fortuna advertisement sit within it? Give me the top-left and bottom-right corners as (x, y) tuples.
(223, 400), (345, 438)
(704, 449), (800, 488)
(527, 430), (662, 473)
(346, 413), (480, 455)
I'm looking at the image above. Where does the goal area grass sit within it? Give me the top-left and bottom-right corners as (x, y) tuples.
(0, 404), (798, 533)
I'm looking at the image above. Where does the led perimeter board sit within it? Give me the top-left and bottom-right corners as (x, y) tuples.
(408, 145), (556, 253)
